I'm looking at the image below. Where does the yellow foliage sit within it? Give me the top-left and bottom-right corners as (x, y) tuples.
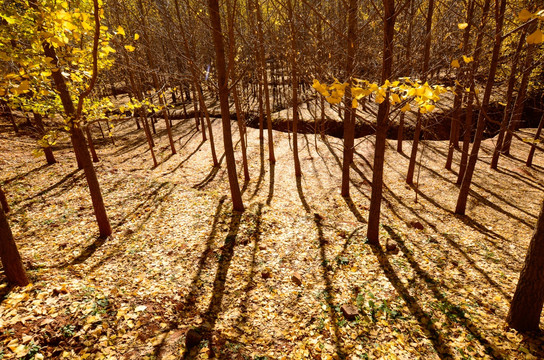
(527, 29), (543, 45)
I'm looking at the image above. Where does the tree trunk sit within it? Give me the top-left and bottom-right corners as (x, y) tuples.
(446, 0), (475, 171)
(0, 202), (29, 286)
(85, 124), (100, 162)
(456, 0), (491, 183)
(0, 184), (9, 213)
(367, 0), (395, 245)
(32, 112), (57, 165)
(490, 28), (527, 169)
(1, 101), (19, 134)
(341, 0), (358, 196)
(507, 198), (544, 332)
(502, 33), (537, 156)
(255, 0), (276, 163)
(226, 0), (250, 181)
(455, 0), (504, 215)
(38, 2), (112, 238)
(526, 112), (544, 167)
(288, 0), (302, 178)
(208, 0), (244, 212)
(406, 0), (434, 184)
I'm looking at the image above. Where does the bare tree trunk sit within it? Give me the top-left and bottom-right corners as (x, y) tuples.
(526, 113), (544, 167)
(288, 0), (302, 178)
(0, 184), (9, 213)
(446, 0), (475, 170)
(456, 0), (491, 184)
(455, 0), (504, 215)
(255, 0), (276, 163)
(507, 198), (544, 332)
(502, 31), (537, 156)
(0, 201), (29, 286)
(397, 112), (404, 153)
(226, 0), (250, 180)
(341, 0), (358, 196)
(85, 124), (100, 162)
(490, 28), (527, 169)
(208, 0), (244, 212)
(367, 0), (395, 245)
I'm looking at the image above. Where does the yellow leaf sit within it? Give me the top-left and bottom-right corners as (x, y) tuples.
(134, 33), (140, 40)
(458, 23), (468, 30)
(352, 98), (358, 108)
(451, 59), (460, 68)
(326, 96), (341, 105)
(527, 29), (543, 45)
(462, 55), (473, 63)
(124, 45), (135, 52)
(391, 93), (401, 104)
(117, 25), (125, 36)
(518, 9), (533, 22)
(401, 103), (411, 112)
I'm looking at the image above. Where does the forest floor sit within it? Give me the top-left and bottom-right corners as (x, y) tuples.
(1, 113), (544, 360)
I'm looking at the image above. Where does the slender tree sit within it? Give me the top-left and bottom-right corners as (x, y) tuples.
(208, 0), (244, 211)
(507, 198), (544, 332)
(455, 0), (505, 215)
(0, 200), (29, 286)
(367, 0), (395, 244)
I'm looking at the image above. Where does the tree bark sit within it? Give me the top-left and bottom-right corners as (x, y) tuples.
(0, 184), (9, 213)
(406, 0), (433, 184)
(526, 112), (544, 167)
(446, 0), (475, 171)
(455, 0), (504, 215)
(35, 0), (112, 237)
(507, 198), (544, 332)
(456, 0), (491, 184)
(288, 0), (302, 178)
(32, 112), (57, 165)
(0, 202), (29, 286)
(341, 0), (358, 196)
(208, 0), (244, 212)
(367, 0), (395, 244)
(490, 28), (527, 169)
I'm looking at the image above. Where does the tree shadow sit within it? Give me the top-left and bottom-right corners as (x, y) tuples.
(382, 225), (507, 359)
(182, 211), (242, 359)
(314, 213), (346, 359)
(3, 163), (50, 185)
(249, 139), (265, 201)
(193, 153), (226, 190)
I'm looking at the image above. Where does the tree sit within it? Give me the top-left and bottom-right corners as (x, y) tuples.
(507, 198), (544, 332)
(455, 0), (505, 215)
(367, 0), (395, 244)
(208, 0), (244, 212)
(0, 200), (29, 287)
(29, 0), (113, 237)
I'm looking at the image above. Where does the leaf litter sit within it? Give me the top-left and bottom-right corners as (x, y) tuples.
(1, 116), (544, 359)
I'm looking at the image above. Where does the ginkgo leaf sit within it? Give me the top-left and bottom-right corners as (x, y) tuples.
(462, 55), (473, 63)
(518, 9), (532, 22)
(526, 29), (543, 44)
(401, 103), (411, 112)
(458, 23), (468, 30)
(451, 59), (460, 68)
(326, 96), (341, 105)
(134, 33), (140, 40)
(117, 26), (125, 36)
(352, 99), (358, 108)
(125, 45), (135, 52)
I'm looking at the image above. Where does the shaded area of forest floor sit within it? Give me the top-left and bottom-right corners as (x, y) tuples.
(1, 115), (544, 359)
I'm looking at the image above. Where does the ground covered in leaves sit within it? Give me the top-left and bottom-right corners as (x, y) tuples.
(1, 114), (544, 360)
